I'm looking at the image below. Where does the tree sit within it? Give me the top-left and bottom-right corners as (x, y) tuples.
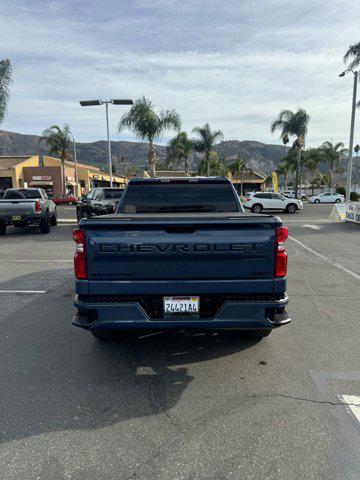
(271, 108), (310, 198)
(276, 162), (290, 190)
(304, 148), (322, 195)
(118, 96), (181, 177)
(0, 59), (12, 125)
(282, 133), (289, 157)
(229, 156), (247, 196)
(41, 125), (71, 195)
(167, 131), (194, 174)
(319, 141), (348, 190)
(192, 123), (224, 176)
(197, 152), (228, 176)
(344, 42), (360, 70)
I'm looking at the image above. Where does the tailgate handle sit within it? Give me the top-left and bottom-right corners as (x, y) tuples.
(165, 226), (196, 234)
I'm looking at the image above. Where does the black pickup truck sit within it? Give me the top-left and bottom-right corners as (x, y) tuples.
(73, 177), (290, 340)
(76, 187), (125, 222)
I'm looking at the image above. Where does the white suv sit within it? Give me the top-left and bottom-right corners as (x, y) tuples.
(244, 192), (303, 214)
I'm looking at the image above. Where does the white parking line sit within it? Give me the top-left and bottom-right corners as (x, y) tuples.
(0, 290), (46, 294)
(0, 260), (72, 263)
(301, 224), (323, 230)
(339, 395), (360, 423)
(289, 236), (360, 281)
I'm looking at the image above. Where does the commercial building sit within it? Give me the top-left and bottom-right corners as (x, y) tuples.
(142, 169), (266, 194)
(0, 155), (127, 197)
(142, 170), (197, 178)
(228, 170), (266, 194)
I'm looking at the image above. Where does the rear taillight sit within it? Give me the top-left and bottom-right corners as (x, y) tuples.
(275, 226), (288, 277)
(73, 228), (87, 279)
(35, 200), (41, 212)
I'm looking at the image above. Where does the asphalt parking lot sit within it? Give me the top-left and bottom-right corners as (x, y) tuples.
(1, 204), (360, 480)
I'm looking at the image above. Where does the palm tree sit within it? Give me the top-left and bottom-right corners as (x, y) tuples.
(0, 59), (12, 124)
(276, 162), (290, 190)
(118, 96), (181, 177)
(304, 148), (322, 196)
(282, 133), (289, 157)
(229, 156), (247, 196)
(41, 125), (72, 195)
(344, 42), (360, 70)
(167, 131), (194, 174)
(197, 152), (228, 176)
(192, 123), (224, 176)
(319, 141), (348, 190)
(271, 108), (310, 198)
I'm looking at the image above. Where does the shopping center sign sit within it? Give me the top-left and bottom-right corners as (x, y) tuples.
(346, 203), (360, 224)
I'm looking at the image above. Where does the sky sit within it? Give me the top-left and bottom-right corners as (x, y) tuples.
(1, 0), (360, 147)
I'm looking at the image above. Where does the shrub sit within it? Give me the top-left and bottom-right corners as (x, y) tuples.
(336, 186), (346, 196)
(350, 191), (360, 202)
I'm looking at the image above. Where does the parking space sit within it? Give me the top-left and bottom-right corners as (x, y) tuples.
(0, 205), (360, 479)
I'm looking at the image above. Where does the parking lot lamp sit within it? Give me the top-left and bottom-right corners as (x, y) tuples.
(339, 69), (358, 201)
(68, 130), (79, 197)
(79, 99), (133, 187)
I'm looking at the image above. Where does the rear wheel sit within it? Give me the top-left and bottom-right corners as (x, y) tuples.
(51, 210), (58, 226)
(314, 199), (320, 204)
(286, 203), (297, 214)
(335, 198), (341, 203)
(0, 223), (6, 235)
(251, 204), (263, 213)
(40, 213), (51, 234)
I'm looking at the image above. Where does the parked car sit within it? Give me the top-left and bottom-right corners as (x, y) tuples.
(309, 192), (344, 203)
(72, 177), (290, 341)
(0, 188), (57, 235)
(244, 191), (303, 213)
(76, 187), (125, 222)
(281, 190), (296, 198)
(53, 194), (78, 205)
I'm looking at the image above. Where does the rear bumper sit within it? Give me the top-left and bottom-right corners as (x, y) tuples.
(0, 214), (43, 225)
(73, 294), (290, 331)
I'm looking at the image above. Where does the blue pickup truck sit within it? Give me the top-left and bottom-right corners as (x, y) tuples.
(72, 177), (290, 340)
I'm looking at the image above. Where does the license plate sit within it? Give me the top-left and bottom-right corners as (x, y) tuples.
(164, 296), (199, 315)
(12, 215), (21, 221)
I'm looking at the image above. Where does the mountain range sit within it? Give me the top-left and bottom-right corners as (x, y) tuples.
(0, 129), (288, 175)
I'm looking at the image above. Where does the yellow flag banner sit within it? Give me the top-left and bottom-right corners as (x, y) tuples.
(272, 171), (279, 193)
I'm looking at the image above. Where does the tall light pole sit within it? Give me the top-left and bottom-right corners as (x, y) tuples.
(68, 130), (79, 197)
(79, 99), (133, 187)
(339, 69), (358, 202)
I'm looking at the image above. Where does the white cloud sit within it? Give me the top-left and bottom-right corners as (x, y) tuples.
(1, 0), (360, 148)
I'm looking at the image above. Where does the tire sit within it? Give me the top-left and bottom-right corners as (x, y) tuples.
(286, 203), (297, 214)
(39, 214), (51, 234)
(314, 199), (320, 204)
(51, 210), (58, 226)
(335, 198), (341, 203)
(91, 328), (114, 341)
(0, 223), (6, 236)
(251, 204), (263, 214)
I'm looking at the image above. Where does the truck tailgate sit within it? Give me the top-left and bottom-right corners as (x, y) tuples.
(82, 215), (280, 295)
(0, 200), (36, 216)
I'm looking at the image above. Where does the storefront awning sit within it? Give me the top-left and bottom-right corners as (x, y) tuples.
(29, 180), (53, 186)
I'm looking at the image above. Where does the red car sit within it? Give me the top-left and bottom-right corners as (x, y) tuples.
(53, 194), (78, 205)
